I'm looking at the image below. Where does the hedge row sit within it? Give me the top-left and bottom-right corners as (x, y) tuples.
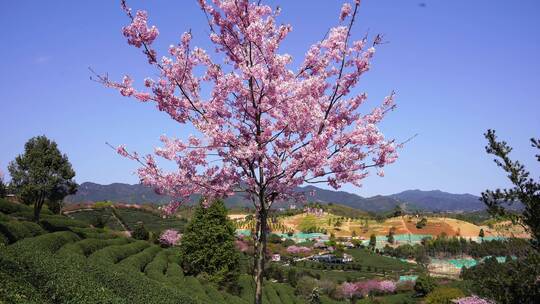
(0, 231), (196, 304)
(0, 199), (52, 215)
(166, 261), (185, 283)
(0, 270), (51, 304)
(237, 275), (302, 304)
(0, 220), (45, 244)
(0, 233), (8, 246)
(272, 283), (301, 304)
(264, 283), (281, 304)
(118, 245), (161, 272)
(1, 233), (134, 303)
(0, 212), (10, 221)
(0, 199), (31, 214)
(70, 227), (119, 239)
(161, 260), (248, 304)
(58, 237), (131, 256)
(145, 250), (171, 282)
(88, 240), (150, 264)
(40, 217), (88, 232)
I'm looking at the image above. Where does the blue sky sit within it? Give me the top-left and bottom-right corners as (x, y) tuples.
(1, 1), (539, 197)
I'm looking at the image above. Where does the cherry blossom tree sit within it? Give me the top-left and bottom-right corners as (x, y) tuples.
(98, 1), (400, 302)
(159, 229), (182, 246)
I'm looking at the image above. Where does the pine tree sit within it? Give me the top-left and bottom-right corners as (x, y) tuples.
(481, 130), (540, 250)
(369, 234), (377, 250)
(179, 199), (240, 290)
(479, 228), (485, 238)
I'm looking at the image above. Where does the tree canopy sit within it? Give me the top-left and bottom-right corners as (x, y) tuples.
(481, 129), (540, 249)
(179, 199), (240, 291)
(8, 136), (77, 221)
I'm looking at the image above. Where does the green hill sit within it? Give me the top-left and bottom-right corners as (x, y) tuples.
(0, 199), (303, 304)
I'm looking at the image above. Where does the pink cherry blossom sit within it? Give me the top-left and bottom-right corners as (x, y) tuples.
(100, 1), (401, 302)
(377, 280), (396, 293)
(286, 245), (311, 254)
(340, 3), (353, 21)
(159, 229), (182, 246)
(341, 282), (358, 299)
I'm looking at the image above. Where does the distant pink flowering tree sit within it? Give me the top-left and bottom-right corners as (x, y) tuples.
(286, 245), (311, 255)
(377, 280), (396, 294)
(98, 0), (400, 302)
(341, 282), (358, 300)
(159, 229), (182, 246)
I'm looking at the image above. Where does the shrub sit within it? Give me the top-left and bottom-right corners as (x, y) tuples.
(0, 199), (32, 214)
(22, 221), (46, 236)
(58, 237), (131, 256)
(118, 245), (161, 272)
(179, 200), (240, 290)
(296, 276), (318, 298)
(0, 212), (10, 222)
(0, 231), (196, 304)
(70, 227), (119, 239)
(414, 274), (437, 296)
(88, 241), (150, 264)
(39, 216), (88, 232)
(132, 222), (150, 240)
(425, 287), (465, 304)
(416, 218), (428, 229)
(268, 233), (282, 243)
(0, 271), (51, 304)
(461, 253), (540, 304)
(94, 201), (113, 208)
(0, 220), (41, 243)
(145, 250), (170, 282)
(396, 280), (415, 292)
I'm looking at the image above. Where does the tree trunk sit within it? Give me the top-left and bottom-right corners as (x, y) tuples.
(254, 206), (268, 304)
(34, 197), (43, 222)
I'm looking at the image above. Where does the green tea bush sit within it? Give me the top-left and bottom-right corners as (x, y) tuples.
(238, 274), (257, 302)
(15, 231), (81, 252)
(264, 284), (281, 304)
(8, 211), (37, 221)
(22, 221), (46, 236)
(132, 222), (150, 240)
(0, 233), (8, 245)
(0, 232), (120, 303)
(166, 262), (185, 282)
(181, 276), (213, 303)
(39, 216), (88, 232)
(274, 283), (301, 304)
(0, 199), (31, 214)
(0, 271), (52, 304)
(425, 287), (465, 304)
(0, 220), (44, 243)
(414, 274), (437, 296)
(118, 245), (161, 272)
(0, 231), (196, 304)
(0, 199), (53, 215)
(70, 227), (118, 239)
(0, 212), (10, 222)
(58, 237), (131, 256)
(145, 250), (170, 282)
(88, 240), (150, 264)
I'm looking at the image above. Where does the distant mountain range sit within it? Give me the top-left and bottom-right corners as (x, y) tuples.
(65, 182), (486, 213)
